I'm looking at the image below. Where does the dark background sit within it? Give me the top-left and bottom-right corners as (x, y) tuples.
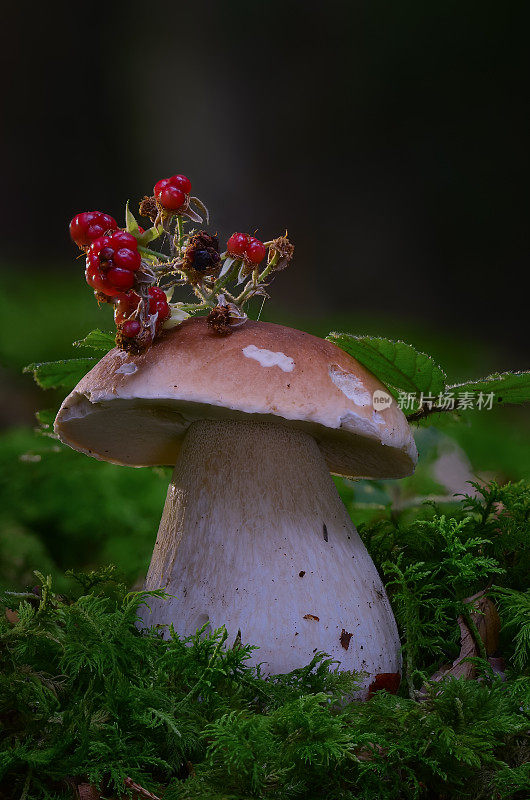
(1, 0), (528, 355)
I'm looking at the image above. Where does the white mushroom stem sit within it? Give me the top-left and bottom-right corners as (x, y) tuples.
(140, 419), (400, 694)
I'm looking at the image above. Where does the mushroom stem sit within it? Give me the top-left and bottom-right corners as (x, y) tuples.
(140, 419), (400, 694)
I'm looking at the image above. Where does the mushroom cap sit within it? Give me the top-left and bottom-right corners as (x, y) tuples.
(54, 318), (417, 478)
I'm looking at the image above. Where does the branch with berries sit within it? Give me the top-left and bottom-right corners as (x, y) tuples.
(69, 175), (294, 353)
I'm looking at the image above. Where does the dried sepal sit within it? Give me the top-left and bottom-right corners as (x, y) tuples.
(268, 234), (294, 271)
(217, 255), (237, 279)
(189, 196), (210, 225)
(162, 306), (191, 330)
(138, 195), (158, 222)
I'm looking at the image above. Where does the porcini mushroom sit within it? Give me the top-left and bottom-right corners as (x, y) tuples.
(55, 318), (417, 693)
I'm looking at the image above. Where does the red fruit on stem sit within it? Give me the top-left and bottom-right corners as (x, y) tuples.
(154, 178), (170, 198)
(113, 247), (141, 271)
(149, 286), (167, 302)
(114, 292), (140, 324)
(227, 232), (249, 257)
(85, 267), (122, 297)
(70, 211), (117, 248)
(155, 300), (170, 320)
(111, 231), (138, 250)
(107, 267), (135, 290)
(170, 174), (192, 193)
(160, 185), (186, 211)
(246, 237), (267, 264)
(122, 320), (142, 338)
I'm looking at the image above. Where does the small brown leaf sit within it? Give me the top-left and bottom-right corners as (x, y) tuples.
(427, 590), (500, 685)
(5, 608), (19, 625)
(339, 629), (353, 650)
(76, 784), (102, 800)
(124, 777), (160, 799)
(367, 672), (401, 698)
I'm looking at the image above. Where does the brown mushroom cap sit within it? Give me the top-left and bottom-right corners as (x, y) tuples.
(54, 318), (417, 478)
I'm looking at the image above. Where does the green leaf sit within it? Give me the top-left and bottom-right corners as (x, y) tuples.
(137, 224), (163, 246)
(73, 329), (115, 352)
(125, 200), (140, 234)
(450, 371), (530, 406)
(24, 358), (97, 390)
(126, 199), (162, 246)
(74, 330), (115, 352)
(35, 409), (56, 429)
(327, 333), (446, 397)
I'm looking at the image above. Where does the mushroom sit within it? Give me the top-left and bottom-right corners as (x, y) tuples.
(55, 318), (417, 693)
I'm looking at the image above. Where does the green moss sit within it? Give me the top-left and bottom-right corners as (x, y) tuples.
(1, 482), (529, 800)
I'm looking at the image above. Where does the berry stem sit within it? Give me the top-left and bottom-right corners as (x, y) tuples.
(176, 216), (184, 254)
(138, 246), (171, 262)
(234, 250), (279, 305)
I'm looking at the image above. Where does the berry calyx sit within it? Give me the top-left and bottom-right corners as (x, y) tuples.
(70, 211), (117, 248)
(122, 320), (142, 338)
(154, 174), (192, 212)
(227, 232), (249, 257)
(245, 237), (267, 264)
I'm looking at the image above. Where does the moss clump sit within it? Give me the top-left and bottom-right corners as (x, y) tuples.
(1, 482), (529, 800)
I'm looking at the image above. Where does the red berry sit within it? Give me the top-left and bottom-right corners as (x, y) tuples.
(122, 320), (141, 338)
(86, 223), (106, 240)
(246, 237), (267, 264)
(111, 231), (138, 250)
(88, 236), (112, 256)
(69, 211), (117, 248)
(149, 286), (167, 302)
(156, 300), (170, 321)
(169, 174), (192, 193)
(154, 178), (170, 198)
(160, 185), (186, 211)
(85, 266), (122, 297)
(107, 267), (135, 290)
(113, 247), (141, 271)
(114, 292), (140, 323)
(227, 232), (249, 257)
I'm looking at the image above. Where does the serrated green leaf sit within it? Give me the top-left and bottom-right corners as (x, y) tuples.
(24, 358), (97, 390)
(73, 329), (115, 352)
(450, 371), (530, 406)
(327, 333), (446, 397)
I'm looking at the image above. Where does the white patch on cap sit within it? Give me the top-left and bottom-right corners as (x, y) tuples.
(329, 364), (371, 406)
(242, 345), (295, 372)
(116, 363), (138, 375)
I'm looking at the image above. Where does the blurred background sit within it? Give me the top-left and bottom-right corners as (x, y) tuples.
(1, 1), (528, 590)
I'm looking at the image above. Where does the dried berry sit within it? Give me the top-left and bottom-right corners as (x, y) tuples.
(139, 195), (158, 221)
(182, 231), (220, 282)
(207, 305), (233, 335)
